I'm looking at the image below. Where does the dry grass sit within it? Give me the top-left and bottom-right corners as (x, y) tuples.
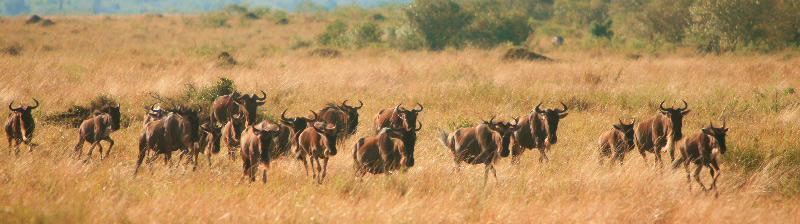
(1, 14), (800, 223)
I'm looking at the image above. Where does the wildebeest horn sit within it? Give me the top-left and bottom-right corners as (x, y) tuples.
(313, 122), (326, 133)
(411, 102), (423, 113)
(233, 113), (243, 120)
(354, 100), (363, 109)
(281, 109), (291, 121)
(9, 101), (22, 111)
(342, 100), (349, 108)
(254, 90), (267, 101)
(488, 116), (495, 124)
(414, 121), (422, 131)
(534, 102), (544, 113)
(512, 116), (520, 126)
(554, 101), (567, 113)
(194, 104), (202, 113)
(677, 99), (688, 111)
(306, 110), (317, 121)
(395, 103), (403, 112)
(659, 100), (671, 112)
(28, 98), (39, 110)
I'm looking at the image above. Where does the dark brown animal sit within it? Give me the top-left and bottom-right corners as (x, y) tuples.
(374, 103), (423, 134)
(143, 105), (166, 127)
(189, 123), (223, 167)
(635, 100), (690, 167)
(353, 121), (422, 176)
(296, 122), (338, 184)
(278, 109), (317, 155)
(134, 106), (202, 175)
(221, 114), (246, 160)
(209, 91), (240, 125)
(438, 117), (520, 182)
(233, 91), (267, 125)
(73, 104), (121, 161)
(239, 124), (281, 183)
(597, 119), (636, 165)
(510, 102), (569, 164)
(672, 122), (728, 193)
(316, 100), (362, 142)
(5, 99), (39, 154)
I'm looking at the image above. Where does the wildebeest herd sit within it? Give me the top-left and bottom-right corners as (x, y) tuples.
(5, 95), (728, 192)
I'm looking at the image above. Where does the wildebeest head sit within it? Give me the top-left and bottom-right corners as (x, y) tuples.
(484, 116), (522, 157)
(8, 98), (39, 126)
(312, 122), (338, 156)
(233, 90), (267, 125)
(98, 104), (122, 131)
(394, 102), (423, 130)
(613, 118), (636, 151)
(171, 105), (202, 142)
(702, 121), (728, 154)
(200, 123), (222, 154)
(659, 100), (690, 141)
(280, 109), (317, 135)
(533, 102), (568, 144)
(388, 120), (422, 167)
(338, 100), (363, 135)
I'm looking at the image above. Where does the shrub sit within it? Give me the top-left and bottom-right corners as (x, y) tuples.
(465, 12), (533, 48)
(387, 25), (424, 51)
(349, 21), (383, 48)
(405, 0), (473, 50)
(316, 20), (349, 47)
(689, 0), (775, 51)
(589, 19), (614, 38)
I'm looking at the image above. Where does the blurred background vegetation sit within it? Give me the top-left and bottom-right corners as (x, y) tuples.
(3, 0), (800, 53)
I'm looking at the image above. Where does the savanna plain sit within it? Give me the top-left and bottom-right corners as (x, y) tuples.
(1, 14), (800, 223)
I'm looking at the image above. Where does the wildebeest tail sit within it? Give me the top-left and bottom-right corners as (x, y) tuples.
(437, 129), (450, 147)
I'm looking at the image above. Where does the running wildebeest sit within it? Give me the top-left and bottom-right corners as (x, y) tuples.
(134, 106), (202, 175)
(5, 99), (39, 154)
(239, 124), (281, 183)
(278, 109), (317, 156)
(221, 113), (246, 160)
(374, 103), (423, 133)
(672, 122), (729, 193)
(635, 100), (690, 167)
(438, 117), (520, 183)
(296, 122), (338, 184)
(353, 121), (422, 177)
(210, 91), (266, 125)
(597, 118), (636, 165)
(316, 100), (362, 143)
(189, 123), (223, 167)
(143, 104), (166, 127)
(510, 102), (568, 164)
(73, 104), (121, 161)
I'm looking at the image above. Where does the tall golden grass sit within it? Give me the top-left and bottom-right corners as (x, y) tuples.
(1, 14), (800, 223)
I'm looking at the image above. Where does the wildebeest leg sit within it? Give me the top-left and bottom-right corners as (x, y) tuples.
(538, 147), (549, 163)
(240, 158), (251, 183)
(321, 157), (329, 181)
(85, 142), (99, 161)
(103, 138), (114, 160)
(653, 146), (663, 169)
(709, 160), (720, 191)
(314, 156), (324, 184)
(693, 163), (707, 191)
(134, 146), (148, 176)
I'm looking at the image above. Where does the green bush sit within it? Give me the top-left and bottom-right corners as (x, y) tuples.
(689, 0), (775, 51)
(405, 0), (473, 50)
(316, 20), (349, 47)
(349, 21), (383, 48)
(387, 25), (425, 51)
(589, 19), (614, 38)
(465, 12), (533, 48)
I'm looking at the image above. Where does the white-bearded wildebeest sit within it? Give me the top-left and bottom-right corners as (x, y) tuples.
(672, 122), (728, 193)
(210, 91), (266, 125)
(316, 100), (362, 143)
(5, 99), (39, 154)
(373, 103), (423, 134)
(239, 124), (281, 184)
(296, 122), (338, 184)
(278, 109), (317, 156)
(73, 104), (121, 161)
(438, 117), (520, 183)
(597, 118), (636, 165)
(143, 104), (165, 127)
(353, 121), (422, 177)
(221, 114), (246, 160)
(187, 123), (223, 168)
(510, 102), (568, 164)
(134, 106), (202, 175)
(635, 100), (690, 167)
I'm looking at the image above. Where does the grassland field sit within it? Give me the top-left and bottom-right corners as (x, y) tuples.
(1, 14), (800, 223)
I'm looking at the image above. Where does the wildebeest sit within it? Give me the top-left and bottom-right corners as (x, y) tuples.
(278, 109), (317, 154)
(73, 104), (121, 160)
(221, 114), (246, 160)
(134, 106), (202, 175)
(5, 99), (39, 154)
(353, 121), (422, 177)
(552, 36), (564, 46)
(635, 100), (690, 167)
(316, 100), (362, 143)
(189, 123), (223, 167)
(438, 117), (520, 182)
(597, 118), (636, 165)
(672, 122), (728, 193)
(296, 122), (338, 184)
(510, 102), (569, 164)
(239, 124), (281, 183)
(210, 91), (267, 125)
(143, 104), (166, 127)
(374, 103), (423, 133)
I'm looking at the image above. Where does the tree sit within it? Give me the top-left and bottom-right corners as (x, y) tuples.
(405, 0), (473, 50)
